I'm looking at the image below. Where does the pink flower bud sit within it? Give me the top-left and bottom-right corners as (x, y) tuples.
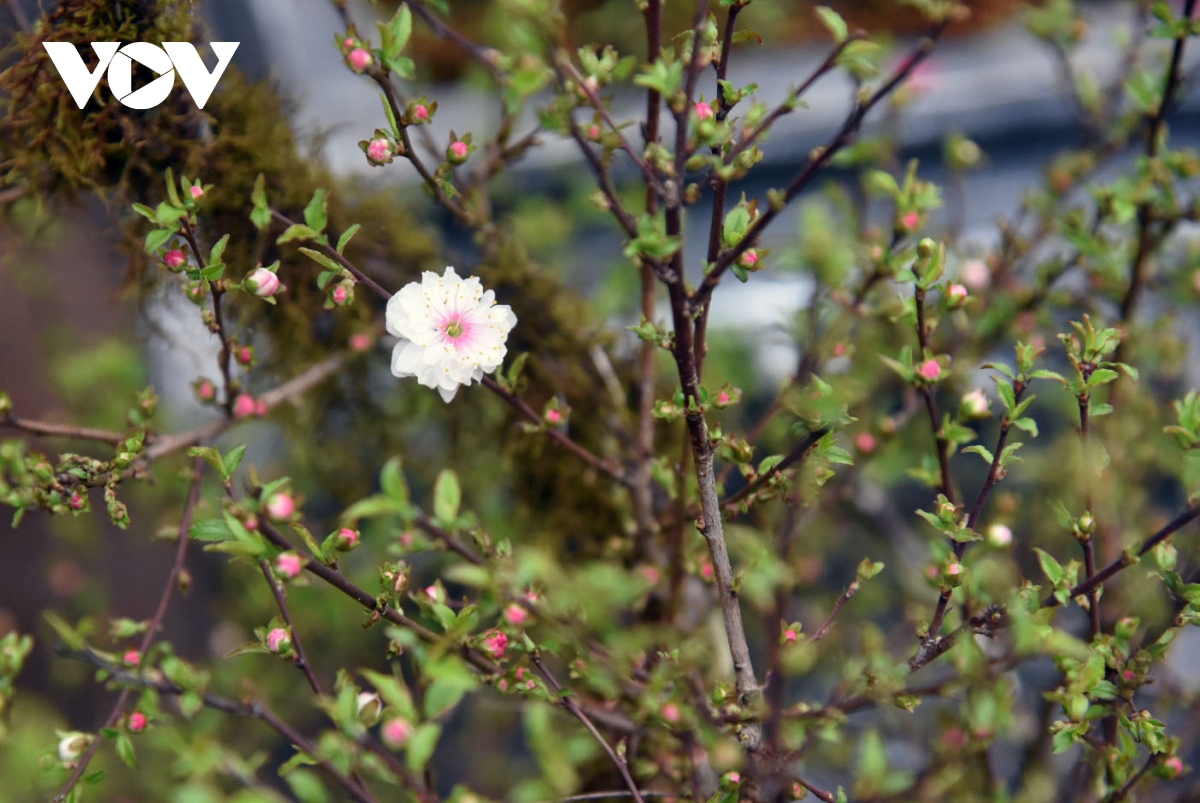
(412, 104), (430, 123)
(716, 391), (731, 406)
(68, 491), (86, 511)
(244, 515), (259, 532)
(335, 527), (359, 550)
(738, 249), (759, 268)
(945, 283), (968, 309)
(233, 393), (257, 419)
(343, 38), (356, 49)
(900, 211), (922, 232)
(128, 712), (147, 732)
(833, 342), (847, 357)
(545, 409), (562, 424)
(960, 389), (990, 420)
(266, 627), (291, 653)
(1123, 669), (1136, 682)
(505, 604), (529, 626)
(331, 283), (352, 306)
(425, 584), (442, 602)
(246, 267), (281, 298)
(348, 48), (373, 73)
(855, 432), (877, 454)
(350, 333), (373, 352)
(164, 249), (186, 270)
(366, 138), (392, 166)
(946, 562), (963, 576)
(662, 703), (681, 723)
(197, 380), (216, 401)
(447, 140), (469, 164)
(382, 718), (412, 748)
(700, 561), (714, 580)
(694, 101), (715, 120)
(724, 772), (741, 785)
(784, 629), (798, 643)
(266, 493), (296, 521)
(123, 650), (140, 667)
(482, 629), (509, 659)
(917, 359), (942, 381)
(1165, 756), (1184, 778)
(586, 124), (601, 140)
(236, 346), (254, 366)
(276, 551), (303, 579)
(189, 185), (204, 199)
(641, 566), (661, 585)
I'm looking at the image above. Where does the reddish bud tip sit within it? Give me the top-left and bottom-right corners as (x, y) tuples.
(164, 249), (186, 270)
(128, 712), (147, 732)
(233, 393), (257, 419)
(266, 493), (296, 521)
(348, 48), (372, 73)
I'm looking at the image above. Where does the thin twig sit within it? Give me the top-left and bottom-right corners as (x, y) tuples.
(810, 579), (860, 643)
(531, 653), (645, 803)
(52, 458), (205, 802)
(0, 416), (127, 444)
(258, 560), (324, 695)
(57, 647), (379, 803)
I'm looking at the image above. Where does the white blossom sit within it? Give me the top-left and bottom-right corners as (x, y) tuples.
(386, 267), (517, 402)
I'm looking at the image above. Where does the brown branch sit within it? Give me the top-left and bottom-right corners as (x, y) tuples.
(52, 458), (205, 802)
(810, 578), (860, 643)
(693, 22), (948, 307)
(1045, 505), (1200, 608)
(0, 415), (126, 444)
(180, 222), (236, 417)
(271, 210), (392, 299)
(720, 427), (828, 512)
(1119, 0), (1196, 323)
(482, 376), (631, 488)
(531, 653), (645, 803)
(259, 560), (324, 695)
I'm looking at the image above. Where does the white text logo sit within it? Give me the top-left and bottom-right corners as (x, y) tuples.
(42, 42), (239, 110)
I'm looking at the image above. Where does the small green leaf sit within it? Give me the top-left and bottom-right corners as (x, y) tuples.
(815, 6), (849, 43)
(1034, 547), (1064, 585)
(277, 224), (321, 245)
(336, 224), (362, 255)
(303, 189), (329, 234)
(144, 229), (176, 254)
(406, 723), (442, 772)
(298, 247), (341, 272)
(433, 469), (461, 524)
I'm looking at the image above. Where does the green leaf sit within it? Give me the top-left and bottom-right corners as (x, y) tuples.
(298, 247), (341, 272)
(277, 224), (321, 245)
(43, 611), (87, 650)
(406, 723), (442, 772)
(144, 228), (176, 254)
(223, 445), (247, 477)
(115, 730), (136, 768)
(303, 189), (328, 234)
(433, 469), (461, 524)
(386, 5), (413, 57)
(963, 445), (994, 464)
(381, 458), (409, 505)
(815, 6), (849, 43)
(189, 518), (234, 542)
(1034, 547), (1064, 585)
(360, 669), (417, 720)
(336, 224), (362, 255)
(208, 233), (230, 267)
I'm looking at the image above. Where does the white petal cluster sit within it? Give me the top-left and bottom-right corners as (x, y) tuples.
(386, 267), (517, 402)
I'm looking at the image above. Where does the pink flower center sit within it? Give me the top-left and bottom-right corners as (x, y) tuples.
(438, 311), (476, 349)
